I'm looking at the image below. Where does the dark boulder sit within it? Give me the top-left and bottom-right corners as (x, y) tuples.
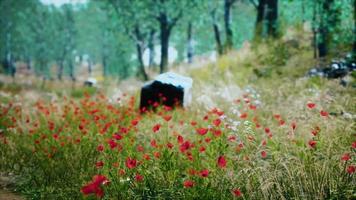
(139, 72), (193, 111)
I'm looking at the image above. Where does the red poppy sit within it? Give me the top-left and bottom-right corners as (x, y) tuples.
(352, 141), (356, 149)
(163, 115), (172, 122)
(177, 135), (184, 144)
(347, 165), (355, 174)
(125, 157), (137, 169)
(217, 155), (227, 168)
(97, 144), (104, 152)
(213, 118), (222, 126)
(108, 139), (117, 149)
(131, 119), (139, 126)
(152, 124), (161, 132)
(113, 133), (123, 140)
(183, 180), (194, 188)
(180, 141), (192, 152)
(232, 188), (242, 197)
(264, 127), (270, 134)
(341, 153), (351, 162)
(81, 175), (108, 198)
(196, 128), (208, 135)
(307, 103), (316, 109)
(200, 169), (209, 177)
(240, 113), (247, 119)
(95, 161), (104, 168)
(291, 122), (297, 130)
(320, 110), (328, 117)
(249, 104), (257, 110)
(191, 121), (197, 126)
(150, 139), (158, 148)
(213, 129), (222, 137)
(154, 151), (161, 158)
(261, 150), (267, 158)
(135, 173), (144, 182)
(167, 142), (174, 149)
(308, 140), (317, 148)
(199, 146), (206, 153)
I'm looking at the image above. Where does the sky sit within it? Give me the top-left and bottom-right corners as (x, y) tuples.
(40, 0), (87, 7)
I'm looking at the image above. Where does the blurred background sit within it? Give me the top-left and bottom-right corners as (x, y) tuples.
(0, 0), (355, 88)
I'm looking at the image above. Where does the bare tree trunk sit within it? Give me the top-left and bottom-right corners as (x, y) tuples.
(159, 13), (171, 73)
(224, 0), (234, 51)
(148, 29), (155, 68)
(187, 22), (193, 64)
(266, 0), (278, 37)
(353, 0), (356, 55)
(312, 1), (318, 59)
(57, 60), (64, 80)
(254, 0), (266, 40)
(134, 25), (148, 81)
(102, 56), (107, 77)
(88, 59), (92, 76)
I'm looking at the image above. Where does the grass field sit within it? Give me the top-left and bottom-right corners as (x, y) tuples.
(0, 40), (355, 199)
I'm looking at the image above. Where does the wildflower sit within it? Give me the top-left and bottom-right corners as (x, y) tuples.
(196, 128), (208, 135)
(347, 165), (355, 174)
(108, 139), (117, 149)
(125, 157), (137, 169)
(131, 119), (139, 126)
(213, 118), (222, 126)
(240, 113), (247, 119)
(200, 169), (209, 177)
(341, 153), (351, 162)
(213, 129), (222, 137)
(95, 161), (104, 168)
(81, 175), (109, 198)
(232, 188), (242, 197)
(307, 103), (316, 109)
(97, 144), (104, 152)
(320, 110), (328, 117)
(261, 150), (267, 158)
(152, 124), (161, 132)
(352, 141), (356, 149)
(217, 155), (227, 168)
(183, 180), (194, 188)
(167, 142), (174, 149)
(163, 115), (172, 122)
(199, 146), (206, 153)
(308, 140), (317, 148)
(291, 122), (297, 130)
(150, 139), (158, 148)
(177, 135), (184, 144)
(180, 141), (191, 152)
(135, 174), (144, 182)
(113, 133), (123, 140)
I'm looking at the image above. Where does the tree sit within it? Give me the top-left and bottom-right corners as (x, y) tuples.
(224, 0), (236, 51)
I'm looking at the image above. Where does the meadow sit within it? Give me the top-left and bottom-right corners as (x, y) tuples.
(0, 39), (355, 200)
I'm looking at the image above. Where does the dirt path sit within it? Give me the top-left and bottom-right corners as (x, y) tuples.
(0, 174), (23, 200)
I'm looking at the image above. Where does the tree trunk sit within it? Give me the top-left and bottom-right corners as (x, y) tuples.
(187, 22), (193, 64)
(69, 62), (75, 82)
(102, 56), (107, 77)
(57, 60), (64, 80)
(134, 25), (148, 81)
(312, 1), (318, 59)
(353, 0), (356, 56)
(318, 0), (335, 58)
(159, 13), (170, 73)
(148, 29), (155, 68)
(266, 0), (278, 37)
(254, 0), (266, 40)
(213, 23), (223, 55)
(88, 59), (92, 76)
(224, 0), (233, 51)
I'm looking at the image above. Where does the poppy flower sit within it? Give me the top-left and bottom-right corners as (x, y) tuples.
(131, 119), (139, 126)
(196, 128), (208, 135)
(179, 141), (191, 152)
(200, 169), (209, 177)
(81, 175), (109, 198)
(320, 110), (328, 117)
(291, 122), (297, 130)
(261, 150), (267, 158)
(152, 124), (161, 132)
(341, 153), (351, 162)
(125, 157), (137, 169)
(199, 146), (206, 153)
(264, 127), (270, 134)
(183, 180), (194, 188)
(249, 104), (256, 110)
(113, 133), (123, 140)
(150, 139), (158, 148)
(308, 140), (317, 148)
(240, 113), (247, 119)
(307, 103), (316, 109)
(191, 121), (197, 126)
(352, 141), (356, 149)
(95, 161), (104, 168)
(217, 155), (227, 168)
(167, 142), (174, 149)
(213, 129), (222, 137)
(232, 188), (242, 197)
(163, 115), (172, 122)
(213, 119), (222, 126)
(347, 165), (355, 174)
(177, 135), (184, 144)
(97, 144), (104, 152)
(135, 174), (144, 182)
